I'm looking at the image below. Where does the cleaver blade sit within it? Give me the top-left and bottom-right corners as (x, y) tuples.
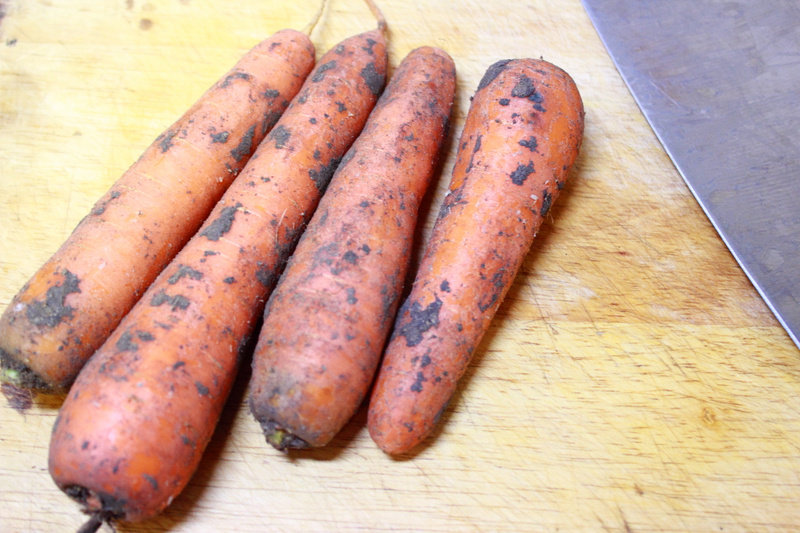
(582, 0), (800, 350)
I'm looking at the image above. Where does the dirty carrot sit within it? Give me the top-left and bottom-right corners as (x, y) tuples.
(0, 30), (316, 392)
(367, 58), (585, 455)
(248, 46), (456, 450)
(47, 29), (387, 525)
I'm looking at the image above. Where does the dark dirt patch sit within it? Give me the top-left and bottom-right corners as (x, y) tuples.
(477, 59), (511, 91)
(360, 62), (384, 96)
(255, 262), (277, 288)
(150, 290), (190, 311)
(201, 203), (241, 241)
(510, 161), (535, 186)
(262, 110), (282, 136)
(220, 71), (252, 88)
(311, 61), (337, 82)
(269, 124), (291, 149)
(115, 331), (138, 352)
(519, 136), (538, 152)
(466, 134), (482, 174)
(308, 156), (341, 192)
(394, 296), (442, 347)
(211, 131), (229, 143)
(158, 130), (177, 152)
(230, 124), (257, 162)
(167, 265), (203, 285)
(540, 189), (553, 216)
(25, 269), (81, 328)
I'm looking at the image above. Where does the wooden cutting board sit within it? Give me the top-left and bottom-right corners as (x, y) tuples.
(1, 1), (799, 531)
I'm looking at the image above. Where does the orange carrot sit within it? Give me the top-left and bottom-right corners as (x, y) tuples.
(248, 46), (456, 450)
(0, 30), (315, 391)
(47, 29), (387, 525)
(367, 58), (585, 455)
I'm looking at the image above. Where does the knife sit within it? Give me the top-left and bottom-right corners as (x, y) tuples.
(582, 0), (800, 350)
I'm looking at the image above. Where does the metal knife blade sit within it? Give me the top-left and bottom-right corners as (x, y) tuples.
(582, 0), (800, 350)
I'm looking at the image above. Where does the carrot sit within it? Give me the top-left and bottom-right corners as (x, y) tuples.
(47, 28), (387, 525)
(248, 46), (456, 450)
(0, 29), (316, 392)
(367, 58), (585, 455)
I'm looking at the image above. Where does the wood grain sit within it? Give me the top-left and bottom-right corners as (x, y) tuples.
(1, 0), (798, 531)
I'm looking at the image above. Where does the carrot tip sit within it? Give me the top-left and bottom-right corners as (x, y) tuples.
(260, 420), (310, 451)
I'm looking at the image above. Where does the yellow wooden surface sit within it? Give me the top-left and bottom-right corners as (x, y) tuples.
(1, 0), (799, 531)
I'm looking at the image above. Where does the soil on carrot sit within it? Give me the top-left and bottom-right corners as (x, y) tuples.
(540, 189), (553, 215)
(167, 265), (204, 285)
(115, 331), (140, 352)
(261, 110), (283, 135)
(518, 136), (538, 151)
(210, 131), (230, 143)
(158, 130), (177, 152)
(269, 125), (291, 148)
(360, 62), (384, 95)
(465, 134), (482, 173)
(149, 290), (191, 311)
(200, 203), (242, 241)
(477, 269), (507, 312)
(219, 71), (252, 88)
(255, 262), (277, 288)
(477, 59), (511, 91)
(309, 156), (342, 192)
(394, 296), (443, 347)
(24, 269), (81, 328)
(510, 161), (535, 185)
(230, 124), (257, 161)
(435, 183), (467, 220)
(314, 61), (339, 82)
(91, 190), (122, 216)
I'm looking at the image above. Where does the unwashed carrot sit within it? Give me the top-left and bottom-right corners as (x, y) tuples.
(0, 29), (316, 391)
(47, 28), (387, 525)
(248, 46), (456, 450)
(367, 58), (585, 455)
